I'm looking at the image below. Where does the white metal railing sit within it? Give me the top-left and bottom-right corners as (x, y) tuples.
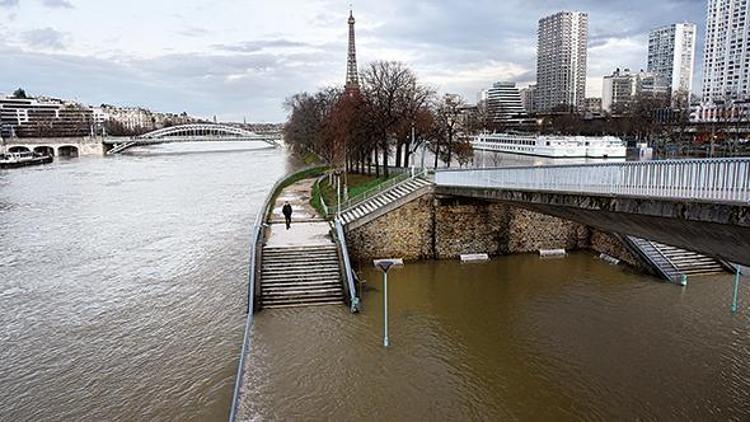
(334, 218), (360, 313)
(339, 168), (429, 213)
(227, 166), (318, 422)
(435, 158), (750, 203)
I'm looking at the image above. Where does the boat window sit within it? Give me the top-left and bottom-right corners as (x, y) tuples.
(546, 141), (550, 146)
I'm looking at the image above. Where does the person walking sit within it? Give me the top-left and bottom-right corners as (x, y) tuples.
(282, 201), (293, 230)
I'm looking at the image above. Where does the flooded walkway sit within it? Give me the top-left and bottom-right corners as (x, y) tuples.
(238, 252), (750, 420)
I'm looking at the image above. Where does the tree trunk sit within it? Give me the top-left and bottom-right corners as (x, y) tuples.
(446, 130), (453, 168)
(382, 138), (389, 178)
(433, 141), (440, 168)
(395, 141), (403, 169)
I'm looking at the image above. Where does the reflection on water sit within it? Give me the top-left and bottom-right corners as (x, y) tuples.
(0, 142), (294, 422)
(242, 253), (750, 420)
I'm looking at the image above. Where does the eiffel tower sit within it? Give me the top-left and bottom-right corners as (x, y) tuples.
(345, 9), (360, 93)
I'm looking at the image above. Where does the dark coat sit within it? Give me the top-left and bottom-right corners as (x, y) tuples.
(282, 204), (293, 217)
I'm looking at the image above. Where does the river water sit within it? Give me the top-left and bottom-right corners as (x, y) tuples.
(3, 146), (749, 421)
(242, 255), (750, 421)
(0, 143), (295, 421)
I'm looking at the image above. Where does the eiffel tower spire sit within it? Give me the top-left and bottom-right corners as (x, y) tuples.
(345, 8), (360, 93)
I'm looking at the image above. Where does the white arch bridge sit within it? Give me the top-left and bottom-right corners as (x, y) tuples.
(104, 124), (282, 155)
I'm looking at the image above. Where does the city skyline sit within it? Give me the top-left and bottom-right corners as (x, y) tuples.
(0, 0), (704, 121)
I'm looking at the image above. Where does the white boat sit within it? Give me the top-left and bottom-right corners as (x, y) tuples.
(0, 151), (53, 169)
(471, 133), (626, 158)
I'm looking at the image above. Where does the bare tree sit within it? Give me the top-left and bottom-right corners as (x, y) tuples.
(360, 61), (427, 177)
(431, 94), (465, 168)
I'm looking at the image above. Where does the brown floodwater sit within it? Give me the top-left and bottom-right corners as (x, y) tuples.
(0, 143), (296, 422)
(240, 252), (750, 421)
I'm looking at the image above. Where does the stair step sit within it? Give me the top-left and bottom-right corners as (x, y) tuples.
(263, 281), (342, 289)
(261, 267), (340, 278)
(262, 286), (342, 295)
(263, 249), (337, 255)
(262, 264), (340, 272)
(262, 272), (341, 280)
(262, 294), (343, 301)
(263, 253), (338, 259)
(262, 260), (338, 267)
(263, 300), (344, 309)
(262, 276), (341, 283)
(262, 271), (340, 278)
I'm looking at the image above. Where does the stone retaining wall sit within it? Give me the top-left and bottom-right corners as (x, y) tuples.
(588, 229), (646, 270)
(346, 195), (434, 261)
(346, 192), (640, 268)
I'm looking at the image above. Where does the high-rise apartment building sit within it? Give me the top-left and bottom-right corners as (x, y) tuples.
(702, 0), (750, 102)
(602, 68), (669, 113)
(536, 11), (588, 112)
(519, 84), (537, 113)
(648, 23), (696, 101)
(486, 81), (526, 121)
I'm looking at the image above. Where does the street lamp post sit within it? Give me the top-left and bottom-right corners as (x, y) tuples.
(373, 258), (404, 348)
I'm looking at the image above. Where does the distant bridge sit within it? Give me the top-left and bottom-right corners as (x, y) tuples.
(435, 158), (750, 266)
(2, 136), (104, 157)
(104, 123), (282, 155)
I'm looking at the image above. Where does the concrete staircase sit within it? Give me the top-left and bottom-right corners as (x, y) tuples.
(627, 236), (727, 281)
(260, 244), (344, 309)
(650, 241), (726, 276)
(340, 176), (432, 226)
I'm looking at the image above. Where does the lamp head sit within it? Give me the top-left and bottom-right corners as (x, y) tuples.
(373, 258), (404, 273)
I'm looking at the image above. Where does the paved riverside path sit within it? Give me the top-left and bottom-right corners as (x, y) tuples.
(266, 178), (330, 247)
(259, 177), (344, 309)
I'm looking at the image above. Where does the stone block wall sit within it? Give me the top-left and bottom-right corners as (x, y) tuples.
(433, 196), (510, 259)
(346, 192), (614, 263)
(506, 208), (589, 254)
(346, 195), (434, 261)
(589, 229), (645, 270)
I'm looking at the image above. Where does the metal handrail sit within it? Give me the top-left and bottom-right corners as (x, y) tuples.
(227, 212), (263, 422)
(334, 218), (360, 313)
(227, 165), (321, 422)
(339, 172), (411, 211)
(339, 168), (429, 213)
(313, 176), (332, 218)
(434, 157), (750, 203)
(624, 236), (681, 282)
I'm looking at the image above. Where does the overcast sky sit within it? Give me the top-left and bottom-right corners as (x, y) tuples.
(0, 0), (706, 122)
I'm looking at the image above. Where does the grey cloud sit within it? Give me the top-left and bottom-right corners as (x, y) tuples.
(22, 27), (67, 49)
(176, 26), (210, 37)
(0, 0), (19, 7)
(0, 0), (710, 120)
(212, 39), (314, 53)
(40, 0), (74, 8)
(0, 43), (340, 121)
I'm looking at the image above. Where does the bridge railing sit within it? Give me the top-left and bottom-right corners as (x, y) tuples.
(435, 158), (750, 203)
